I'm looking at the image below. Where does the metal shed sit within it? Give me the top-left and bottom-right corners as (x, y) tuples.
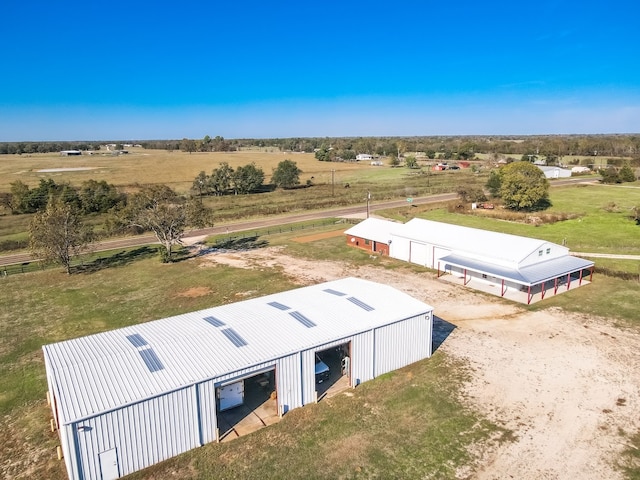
(389, 218), (594, 303)
(43, 277), (433, 480)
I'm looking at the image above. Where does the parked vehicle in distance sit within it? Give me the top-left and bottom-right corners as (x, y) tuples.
(315, 354), (330, 383)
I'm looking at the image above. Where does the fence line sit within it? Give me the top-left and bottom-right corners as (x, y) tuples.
(1, 219), (350, 277)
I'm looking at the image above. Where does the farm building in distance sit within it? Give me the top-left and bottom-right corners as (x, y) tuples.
(43, 277), (433, 480)
(345, 218), (594, 304)
(537, 165), (572, 179)
(60, 150), (82, 156)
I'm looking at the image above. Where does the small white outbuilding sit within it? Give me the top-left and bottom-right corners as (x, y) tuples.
(43, 277), (433, 480)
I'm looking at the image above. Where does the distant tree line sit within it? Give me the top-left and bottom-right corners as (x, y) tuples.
(0, 142), (102, 154)
(1, 179), (124, 215)
(4, 135), (640, 160)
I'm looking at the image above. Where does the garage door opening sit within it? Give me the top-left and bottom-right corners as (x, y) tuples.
(316, 342), (351, 401)
(216, 369), (280, 442)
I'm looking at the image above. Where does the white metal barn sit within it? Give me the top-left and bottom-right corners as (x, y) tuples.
(43, 277), (433, 480)
(389, 218), (594, 304)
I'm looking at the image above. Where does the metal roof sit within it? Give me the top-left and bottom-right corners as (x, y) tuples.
(394, 218), (561, 266)
(344, 217), (396, 244)
(43, 277), (433, 425)
(440, 253), (594, 286)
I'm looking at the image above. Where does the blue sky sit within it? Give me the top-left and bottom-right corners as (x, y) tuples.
(1, 0), (639, 141)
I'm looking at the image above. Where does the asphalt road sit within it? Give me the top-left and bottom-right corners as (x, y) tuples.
(0, 177), (595, 267)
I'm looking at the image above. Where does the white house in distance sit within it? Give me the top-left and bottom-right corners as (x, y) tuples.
(43, 277), (433, 480)
(356, 153), (374, 161)
(537, 165), (572, 179)
(346, 218), (594, 304)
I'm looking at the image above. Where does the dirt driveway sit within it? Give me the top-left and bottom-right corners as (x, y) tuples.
(202, 246), (640, 479)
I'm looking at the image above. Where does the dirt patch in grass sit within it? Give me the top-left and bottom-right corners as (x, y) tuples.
(293, 230), (346, 243)
(175, 286), (213, 298)
(202, 246), (640, 479)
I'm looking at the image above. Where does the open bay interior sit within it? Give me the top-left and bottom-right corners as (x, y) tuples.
(316, 341), (351, 401)
(216, 369), (280, 442)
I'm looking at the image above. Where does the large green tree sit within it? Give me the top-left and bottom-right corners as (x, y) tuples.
(499, 161), (550, 211)
(209, 162), (234, 196)
(120, 185), (211, 262)
(232, 163), (265, 194)
(271, 159), (302, 189)
(29, 197), (93, 274)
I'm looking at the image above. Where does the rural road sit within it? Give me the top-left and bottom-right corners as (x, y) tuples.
(0, 177), (596, 267)
(0, 193), (458, 267)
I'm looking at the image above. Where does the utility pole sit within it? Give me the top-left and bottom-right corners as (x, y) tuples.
(366, 191), (371, 218)
(331, 169), (335, 197)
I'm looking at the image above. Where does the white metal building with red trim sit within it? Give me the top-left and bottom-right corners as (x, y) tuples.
(346, 218), (594, 304)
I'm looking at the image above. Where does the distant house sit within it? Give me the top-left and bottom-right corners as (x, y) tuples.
(356, 154), (374, 161)
(60, 150), (82, 156)
(537, 166), (572, 179)
(571, 166), (591, 174)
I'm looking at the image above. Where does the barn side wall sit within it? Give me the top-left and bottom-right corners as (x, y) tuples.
(72, 387), (200, 480)
(374, 313), (432, 377)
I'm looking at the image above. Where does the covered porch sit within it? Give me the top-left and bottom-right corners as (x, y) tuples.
(436, 254), (595, 304)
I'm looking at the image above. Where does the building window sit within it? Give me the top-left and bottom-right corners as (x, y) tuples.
(539, 250), (543, 256)
(364, 239), (370, 245)
(546, 248), (551, 254)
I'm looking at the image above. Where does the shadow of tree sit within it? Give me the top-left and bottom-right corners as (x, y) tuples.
(432, 315), (456, 352)
(73, 246), (159, 274)
(213, 236), (269, 251)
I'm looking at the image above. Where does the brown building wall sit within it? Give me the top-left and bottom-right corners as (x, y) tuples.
(346, 235), (388, 255)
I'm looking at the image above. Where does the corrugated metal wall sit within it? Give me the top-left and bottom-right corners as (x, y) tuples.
(277, 353), (303, 414)
(72, 388), (200, 480)
(351, 330), (374, 386)
(374, 314), (432, 377)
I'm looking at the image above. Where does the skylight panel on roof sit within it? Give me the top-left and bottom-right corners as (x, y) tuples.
(347, 297), (375, 312)
(139, 348), (164, 372)
(267, 301), (291, 311)
(289, 311), (317, 328)
(126, 333), (148, 348)
(203, 316), (226, 327)
(323, 288), (346, 296)
(221, 328), (248, 347)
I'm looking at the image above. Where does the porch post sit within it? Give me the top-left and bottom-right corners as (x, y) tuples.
(567, 273), (571, 291)
(527, 285), (532, 305)
(501, 279), (506, 296)
(554, 277), (559, 295)
(579, 269), (584, 286)
(541, 281), (546, 299)
(437, 261), (441, 278)
(589, 266), (594, 282)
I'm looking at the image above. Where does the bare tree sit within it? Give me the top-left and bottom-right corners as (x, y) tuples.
(29, 197), (93, 274)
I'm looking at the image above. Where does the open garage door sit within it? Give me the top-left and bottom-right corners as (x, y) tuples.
(316, 342), (351, 401)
